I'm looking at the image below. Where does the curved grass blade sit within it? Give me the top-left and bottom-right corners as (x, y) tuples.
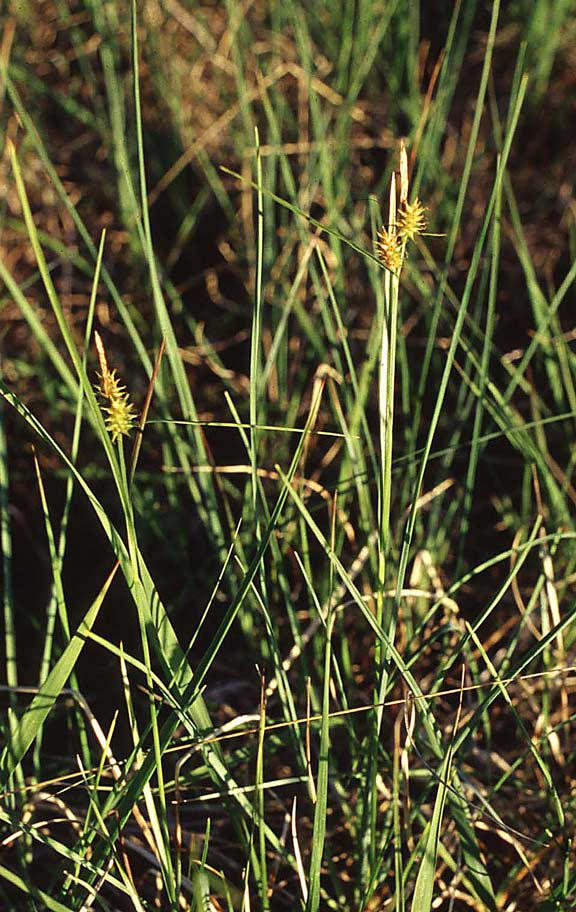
(0, 864), (75, 912)
(411, 674), (466, 912)
(2, 562), (118, 778)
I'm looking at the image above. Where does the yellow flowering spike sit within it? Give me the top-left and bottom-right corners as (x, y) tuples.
(376, 226), (404, 273)
(397, 198), (428, 241)
(98, 367), (118, 403)
(94, 332), (137, 443)
(102, 381), (137, 443)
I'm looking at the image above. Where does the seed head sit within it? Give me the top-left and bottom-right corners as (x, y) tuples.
(397, 198), (428, 241)
(98, 370), (137, 443)
(376, 227), (404, 273)
(94, 332), (137, 443)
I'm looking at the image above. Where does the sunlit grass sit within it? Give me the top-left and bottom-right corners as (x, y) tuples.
(1, 1), (576, 910)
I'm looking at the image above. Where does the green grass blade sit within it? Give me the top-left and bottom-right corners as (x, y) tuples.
(2, 562), (118, 778)
(0, 864), (75, 912)
(410, 751), (452, 912)
(306, 611), (334, 912)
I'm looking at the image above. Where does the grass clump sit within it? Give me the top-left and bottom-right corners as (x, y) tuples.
(1, 2), (576, 911)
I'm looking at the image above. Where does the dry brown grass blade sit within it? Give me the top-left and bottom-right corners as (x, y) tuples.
(0, 17), (16, 117)
(129, 335), (166, 485)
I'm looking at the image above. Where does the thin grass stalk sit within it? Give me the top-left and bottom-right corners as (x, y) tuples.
(222, 392), (310, 734)
(392, 710), (405, 912)
(70, 711), (120, 896)
(0, 389), (295, 876)
(250, 126), (268, 622)
(0, 793), (130, 894)
(409, 0), (501, 448)
(0, 562), (119, 779)
(456, 166), (502, 573)
(276, 467), (440, 746)
(403, 252), (571, 520)
(1, 71), (154, 373)
(129, 0), (225, 554)
(32, 232), (105, 775)
(466, 623), (564, 828)
(117, 649), (174, 907)
(316, 246), (378, 547)
(306, 611), (334, 912)
(220, 166), (384, 267)
(0, 357), (26, 810)
(367, 171), (399, 874)
(116, 438), (176, 902)
(4, 71), (220, 536)
(0, 377), (16, 700)
(90, 0), (138, 236)
(31, 451), (77, 741)
(411, 674), (465, 912)
(256, 676), (269, 911)
(498, 42), (576, 414)
(237, 549), (308, 775)
(260, 239), (315, 388)
(357, 804), (394, 912)
(0, 258), (78, 399)
(395, 73), (528, 624)
(411, 0), (470, 196)
(0, 863), (76, 912)
(502, 180), (576, 406)
(369, 155), (409, 872)
(129, 337), (166, 488)
(6, 141), (126, 503)
(275, 454), (502, 907)
(86, 382), (332, 877)
(452, 608), (576, 770)
(375, 171), (401, 694)
(250, 126), (264, 518)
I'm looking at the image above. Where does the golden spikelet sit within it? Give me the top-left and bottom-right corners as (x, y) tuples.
(376, 226), (404, 273)
(94, 332), (137, 443)
(397, 198), (428, 241)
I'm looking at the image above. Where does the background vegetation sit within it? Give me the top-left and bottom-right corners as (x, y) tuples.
(1, 1), (576, 909)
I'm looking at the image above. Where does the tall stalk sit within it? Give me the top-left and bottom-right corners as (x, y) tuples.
(368, 142), (424, 872)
